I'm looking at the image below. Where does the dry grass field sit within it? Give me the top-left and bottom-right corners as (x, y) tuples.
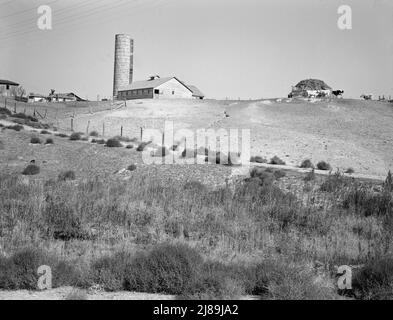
(0, 98), (392, 300)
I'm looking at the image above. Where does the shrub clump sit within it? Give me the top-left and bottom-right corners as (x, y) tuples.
(300, 159), (314, 168)
(270, 156), (286, 165)
(352, 258), (393, 300)
(95, 139), (106, 145)
(124, 243), (203, 295)
(12, 113), (38, 122)
(30, 136), (41, 144)
(137, 141), (152, 152)
(89, 131), (99, 137)
(0, 107), (12, 116)
(91, 243), (204, 295)
(106, 138), (122, 148)
(345, 167), (355, 174)
(320, 171), (352, 192)
(250, 156), (267, 163)
(0, 248), (80, 290)
(249, 167), (275, 187)
(58, 170), (76, 181)
(45, 138), (54, 145)
(55, 133), (68, 138)
(273, 169), (286, 180)
(342, 185), (392, 217)
(40, 130), (50, 135)
(316, 161), (331, 171)
(22, 164), (40, 176)
(6, 124), (24, 131)
(127, 164), (137, 172)
(69, 132), (82, 141)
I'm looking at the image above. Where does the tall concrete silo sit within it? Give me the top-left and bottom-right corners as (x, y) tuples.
(113, 34), (134, 99)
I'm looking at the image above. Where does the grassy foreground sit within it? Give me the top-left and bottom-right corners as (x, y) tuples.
(0, 169), (392, 299)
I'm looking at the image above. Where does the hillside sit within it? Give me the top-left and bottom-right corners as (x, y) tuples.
(1, 98), (393, 300)
(43, 98), (393, 179)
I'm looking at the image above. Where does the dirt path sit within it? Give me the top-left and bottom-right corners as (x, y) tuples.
(0, 287), (259, 300)
(0, 287), (175, 300)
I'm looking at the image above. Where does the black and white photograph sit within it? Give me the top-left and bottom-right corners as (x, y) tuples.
(0, 0), (392, 307)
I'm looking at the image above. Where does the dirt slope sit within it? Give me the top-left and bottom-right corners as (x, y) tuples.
(50, 98), (393, 179)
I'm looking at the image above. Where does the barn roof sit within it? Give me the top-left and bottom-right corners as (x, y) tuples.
(187, 85), (204, 98)
(52, 93), (76, 99)
(29, 93), (47, 98)
(119, 76), (193, 92)
(0, 79), (19, 86)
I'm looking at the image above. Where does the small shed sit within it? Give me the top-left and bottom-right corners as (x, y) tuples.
(0, 79), (19, 97)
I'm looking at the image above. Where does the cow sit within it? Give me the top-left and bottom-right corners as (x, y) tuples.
(332, 90), (344, 98)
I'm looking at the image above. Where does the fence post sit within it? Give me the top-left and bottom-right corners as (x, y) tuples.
(34, 109), (36, 117)
(14, 102), (16, 113)
(44, 109), (47, 118)
(162, 132), (165, 147)
(120, 126), (123, 137)
(86, 121), (90, 135)
(71, 118), (74, 132)
(140, 127), (143, 141)
(102, 122), (105, 136)
(4, 98), (6, 109)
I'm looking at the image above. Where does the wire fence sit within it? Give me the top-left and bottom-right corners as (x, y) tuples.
(0, 96), (144, 139)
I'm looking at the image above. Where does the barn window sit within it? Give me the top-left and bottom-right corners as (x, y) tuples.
(154, 89), (159, 94)
(172, 91), (175, 95)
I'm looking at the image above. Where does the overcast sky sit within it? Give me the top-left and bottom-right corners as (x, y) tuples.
(0, 0), (392, 99)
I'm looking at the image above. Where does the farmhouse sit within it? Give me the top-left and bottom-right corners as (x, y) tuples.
(0, 79), (19, 97)
(48, 92), (86, 102)
(118, 76), (204, 100)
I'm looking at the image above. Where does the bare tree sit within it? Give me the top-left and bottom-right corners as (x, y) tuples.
(11, 86), (26, 98)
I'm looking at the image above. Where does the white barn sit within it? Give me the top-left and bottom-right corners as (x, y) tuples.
(118, 76), (204, 100)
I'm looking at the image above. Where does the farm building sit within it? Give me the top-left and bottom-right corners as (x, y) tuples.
(118, 76), (204, 100)
(28, 93), (47, 103)
(288, 79), (332, 98)
(48, 92), (86, 102)
(187, 85), (205, 100)
(0, 79), (19, 97)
